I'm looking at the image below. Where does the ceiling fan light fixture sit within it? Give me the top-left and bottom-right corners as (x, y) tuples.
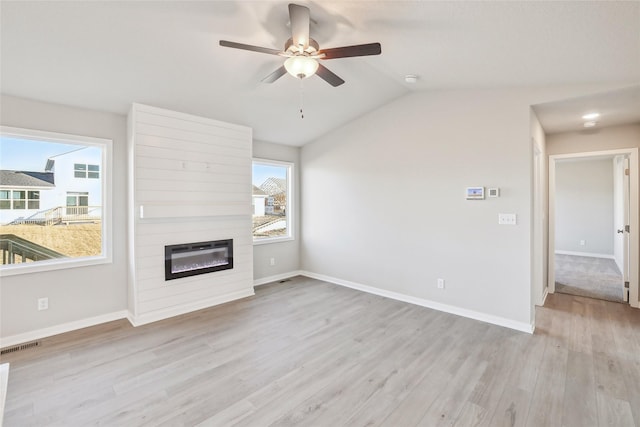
(284, 56), (319, 79)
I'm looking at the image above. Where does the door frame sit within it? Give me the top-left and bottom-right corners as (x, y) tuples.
(548, 148), (639, 307)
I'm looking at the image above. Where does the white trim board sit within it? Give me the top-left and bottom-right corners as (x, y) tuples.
(299, 271), (534, 334)
(253, 270), (303, 287)
(0, 310), (128, 349)
(554, 250), (615, 259)
(127, 288), (255, 327)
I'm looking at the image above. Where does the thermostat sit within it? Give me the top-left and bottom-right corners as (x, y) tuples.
(488, 188), (500, 198)
(466, 187), (485, 200)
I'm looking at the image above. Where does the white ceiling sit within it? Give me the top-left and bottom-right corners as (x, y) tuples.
(533, 85), (640, 134)
(1, 1), (639, 145)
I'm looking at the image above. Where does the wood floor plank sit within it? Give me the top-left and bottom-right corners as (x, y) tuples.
(561, 351), (598, 427)
(1, 278), (639, 427)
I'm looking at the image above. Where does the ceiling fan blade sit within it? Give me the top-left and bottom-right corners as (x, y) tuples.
(289, 3), (310, 50)
(261, 66), (287, 83)
(316, 64), (345, 87)
(219, 40), (282, 56)
(318, 43), (382, 59)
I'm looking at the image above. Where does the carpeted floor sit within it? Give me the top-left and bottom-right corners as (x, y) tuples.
(555, 254), (624, 302)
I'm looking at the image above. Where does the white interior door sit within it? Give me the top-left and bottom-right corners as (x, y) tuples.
(622, 157), (630, 302)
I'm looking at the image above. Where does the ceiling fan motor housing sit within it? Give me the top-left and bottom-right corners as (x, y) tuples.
(285, 37), (319, 55)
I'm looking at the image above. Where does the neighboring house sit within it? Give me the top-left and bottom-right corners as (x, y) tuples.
(252, 185), (267, 216)
(0, 146), (102, 225)
(0, 170), (55, 224)
(259, 177), (286, 215)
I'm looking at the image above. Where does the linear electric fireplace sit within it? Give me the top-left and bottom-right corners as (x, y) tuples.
(165, 239), (233, 281)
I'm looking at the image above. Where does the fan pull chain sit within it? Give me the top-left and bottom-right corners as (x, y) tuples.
(299, 79), (304, 119)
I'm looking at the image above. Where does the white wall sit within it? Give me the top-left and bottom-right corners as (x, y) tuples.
(300, 85), (628, 330)
(0, 95), (128, 341)
(252, 140), (300, 283)
(554, 158), (614, 255)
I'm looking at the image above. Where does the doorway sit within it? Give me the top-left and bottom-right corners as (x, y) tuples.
(548, 148), (639, 306)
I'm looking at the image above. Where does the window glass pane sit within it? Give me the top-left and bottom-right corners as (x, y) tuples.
(252, 161), (291, 241)
(88, 172), (99, 179)
(1, 132), (108, 271)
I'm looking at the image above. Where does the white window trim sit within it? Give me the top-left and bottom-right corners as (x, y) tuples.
(0, 126), (113, 277)
(252, 158), (294, 245)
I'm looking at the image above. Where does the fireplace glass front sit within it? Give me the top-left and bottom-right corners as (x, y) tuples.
(164, 239), (233, 281)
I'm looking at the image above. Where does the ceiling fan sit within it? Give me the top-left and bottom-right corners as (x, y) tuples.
(220, 3), (382, 87)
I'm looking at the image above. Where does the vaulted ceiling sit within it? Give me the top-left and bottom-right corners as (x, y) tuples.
(1, 1), (639, 145)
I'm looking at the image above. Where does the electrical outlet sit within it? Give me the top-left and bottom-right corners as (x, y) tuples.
(270, 257), (276, 266)
(580, 240), (586, 246)
(37, 297), (49, 311)
(498, 213), (517, 225)
(437, 278), (445, 289)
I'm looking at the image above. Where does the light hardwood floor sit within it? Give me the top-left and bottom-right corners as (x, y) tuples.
(1, 276), (639, 426)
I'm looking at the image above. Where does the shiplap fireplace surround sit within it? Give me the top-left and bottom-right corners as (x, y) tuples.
(127, 104), (254, 326)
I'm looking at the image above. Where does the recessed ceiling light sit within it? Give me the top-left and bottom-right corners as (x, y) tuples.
(582, 112), (600, 120)
(583, 121), (597, 128)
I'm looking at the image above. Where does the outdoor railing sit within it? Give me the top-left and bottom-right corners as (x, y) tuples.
(0, 234), (67, 264)
(11, 206), (102, 226)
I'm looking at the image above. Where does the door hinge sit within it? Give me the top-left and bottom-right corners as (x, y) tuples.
(625, 225), (630, 233)
(624, 281), (630, 289)
(625, 168), (630, 176)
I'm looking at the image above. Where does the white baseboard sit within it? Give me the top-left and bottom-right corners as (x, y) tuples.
(127, 288), (255, 327)
(0, 310), (128, 349)
(253, 270), (302, 287)
(541, 287), (549, 306)
(555, 250), (614, 259)
(299, 271), (534, 334)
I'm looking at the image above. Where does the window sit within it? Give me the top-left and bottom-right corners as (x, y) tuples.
(27, 191), (40, 209)
(0, 126), (112, 276)
(0, 190), (10, 210)
(252, 159), (293, 243)
(74, 163), (100, 179)
(88, 164), (100, 179)
(0, 190), (39, 210)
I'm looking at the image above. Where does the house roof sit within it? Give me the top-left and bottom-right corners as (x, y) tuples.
(0, 170), (55, 188)
(252, 185), (267, 196)
(259, 178), (286, 196)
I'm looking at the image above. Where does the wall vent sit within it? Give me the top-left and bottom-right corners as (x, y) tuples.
(0, 340), (40, 355)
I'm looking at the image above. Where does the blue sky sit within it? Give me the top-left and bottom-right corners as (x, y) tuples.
(0, 137), (82, 171)
(252, 163), (286, 187)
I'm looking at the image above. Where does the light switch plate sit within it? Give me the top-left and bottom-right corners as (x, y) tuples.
(498, 213), (516, 225)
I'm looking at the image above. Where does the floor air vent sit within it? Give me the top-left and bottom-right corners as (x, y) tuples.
(1, 341), (40, 355)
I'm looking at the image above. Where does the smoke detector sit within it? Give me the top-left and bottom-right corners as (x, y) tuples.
(404, 74), (418, 84)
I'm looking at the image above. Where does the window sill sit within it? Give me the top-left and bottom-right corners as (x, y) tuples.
(253, 236), (295, 246)
(0, 255), (112, 277)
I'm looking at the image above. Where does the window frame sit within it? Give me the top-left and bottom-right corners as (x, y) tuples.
(0, 126), (113, 277)
(252, 158), (294, 245)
